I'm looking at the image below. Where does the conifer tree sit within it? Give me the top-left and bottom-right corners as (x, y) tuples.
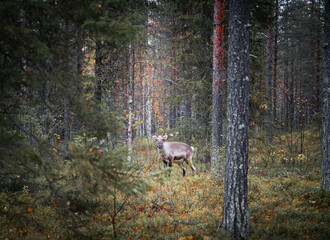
(222, 0), (250, 238)
(321, 0), (329, 191)
(211, 0), (225, 176)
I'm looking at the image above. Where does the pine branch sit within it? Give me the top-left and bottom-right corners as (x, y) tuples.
(4, 110), (66, 157)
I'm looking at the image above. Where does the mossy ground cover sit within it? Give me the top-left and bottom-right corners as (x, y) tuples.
(1, 126), (329, 239)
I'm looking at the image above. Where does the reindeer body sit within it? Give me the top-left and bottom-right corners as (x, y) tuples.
(153, 135), (196, 176)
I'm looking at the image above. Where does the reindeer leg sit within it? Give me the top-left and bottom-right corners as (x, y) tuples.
(187, 156), (196, 176)
(168, 157), (173, 167)
(163, 159), (168, 168)
(179, 163), (186, 177)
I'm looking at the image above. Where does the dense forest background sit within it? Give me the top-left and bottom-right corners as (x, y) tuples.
(0, 0), (329, 239)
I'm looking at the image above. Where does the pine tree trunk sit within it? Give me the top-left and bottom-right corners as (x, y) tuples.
(265, 9), (273, 142)
(140, 62), (145, 137)
(321, 0), (330, 191)
(95, 41), (102, 102)
(316, 4), (322, 114)
(146, 63), (153, 139)
(63, 21), (70, 152)
(289, 56), (295, 129)
(283, 61), (289, 131)
(127, 45), (134, 164)
(299, 77), (302, 128)
(170, 27), (177, 129)
(316, 38), (321, 113)
(273, 0), (278, 123)
(222, 0), (250, 238)
(73, 29), (82, 134)
(308, 0), (315, 124)
(211, 0), (225, 175)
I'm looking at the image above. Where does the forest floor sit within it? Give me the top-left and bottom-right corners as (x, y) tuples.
(1, 125), (329, 239)
(122, 125), (329, 239)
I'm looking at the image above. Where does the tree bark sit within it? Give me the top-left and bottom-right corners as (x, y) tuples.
(63, 21), (70, 152)
(211, 0), (225, 175)
(273, 0), (278, 123)
(146, 63), (153, 139)
(308, 0), (315, 124)
(289, 55), (295, 129)
(321, 0), (330, 191)
(265, 6), (273, 142)
(127, 45), (134, 164)
(95, 41), (102, 102)
(283, 60), (289, 131)
(221, 0), (250, 238)
(140, 61), (145, 137)
(316, 4), (322, 114)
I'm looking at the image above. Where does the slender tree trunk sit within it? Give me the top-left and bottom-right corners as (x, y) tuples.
(211, 0), (225, 175)
(308, 0), (315, 124)
(321, 0), (330, 190)
(127, 46), (134, 164)
(316, 38), (321, 113)
(222, 0), (250, 238)
(289, 55), (295, 129)
(273, 0), (278, 123)
(146, 63), (153, 139)
(170, 26), (177, 129)
(316, 3), (321, 114)
(283, 60), (289, 131)
(299, 76), (302, 128)
(63, 21), (70, 152)
(259, 71), (264, 129)
(95, 41), (102, 102)
(265, 5), (273, 142)
(73, 29), (82, 134)
(140, 61), (145, 137)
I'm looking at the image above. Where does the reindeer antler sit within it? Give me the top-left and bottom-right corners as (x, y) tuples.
(161, 129), (166, 137)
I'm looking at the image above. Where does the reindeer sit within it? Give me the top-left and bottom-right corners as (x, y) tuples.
(152, 134), (196, 176)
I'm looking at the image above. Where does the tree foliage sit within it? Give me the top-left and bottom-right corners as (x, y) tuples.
(0, 0), (328, 239)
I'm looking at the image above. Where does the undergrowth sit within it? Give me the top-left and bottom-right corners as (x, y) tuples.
(1, 126), (329, 239)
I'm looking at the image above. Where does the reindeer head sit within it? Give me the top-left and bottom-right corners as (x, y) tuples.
(152, 134), (168, 149)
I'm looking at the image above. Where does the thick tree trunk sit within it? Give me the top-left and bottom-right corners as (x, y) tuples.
(221, 0), (250, 238)
(321, 0), (330, 191)
(211, 0), (225, 175)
